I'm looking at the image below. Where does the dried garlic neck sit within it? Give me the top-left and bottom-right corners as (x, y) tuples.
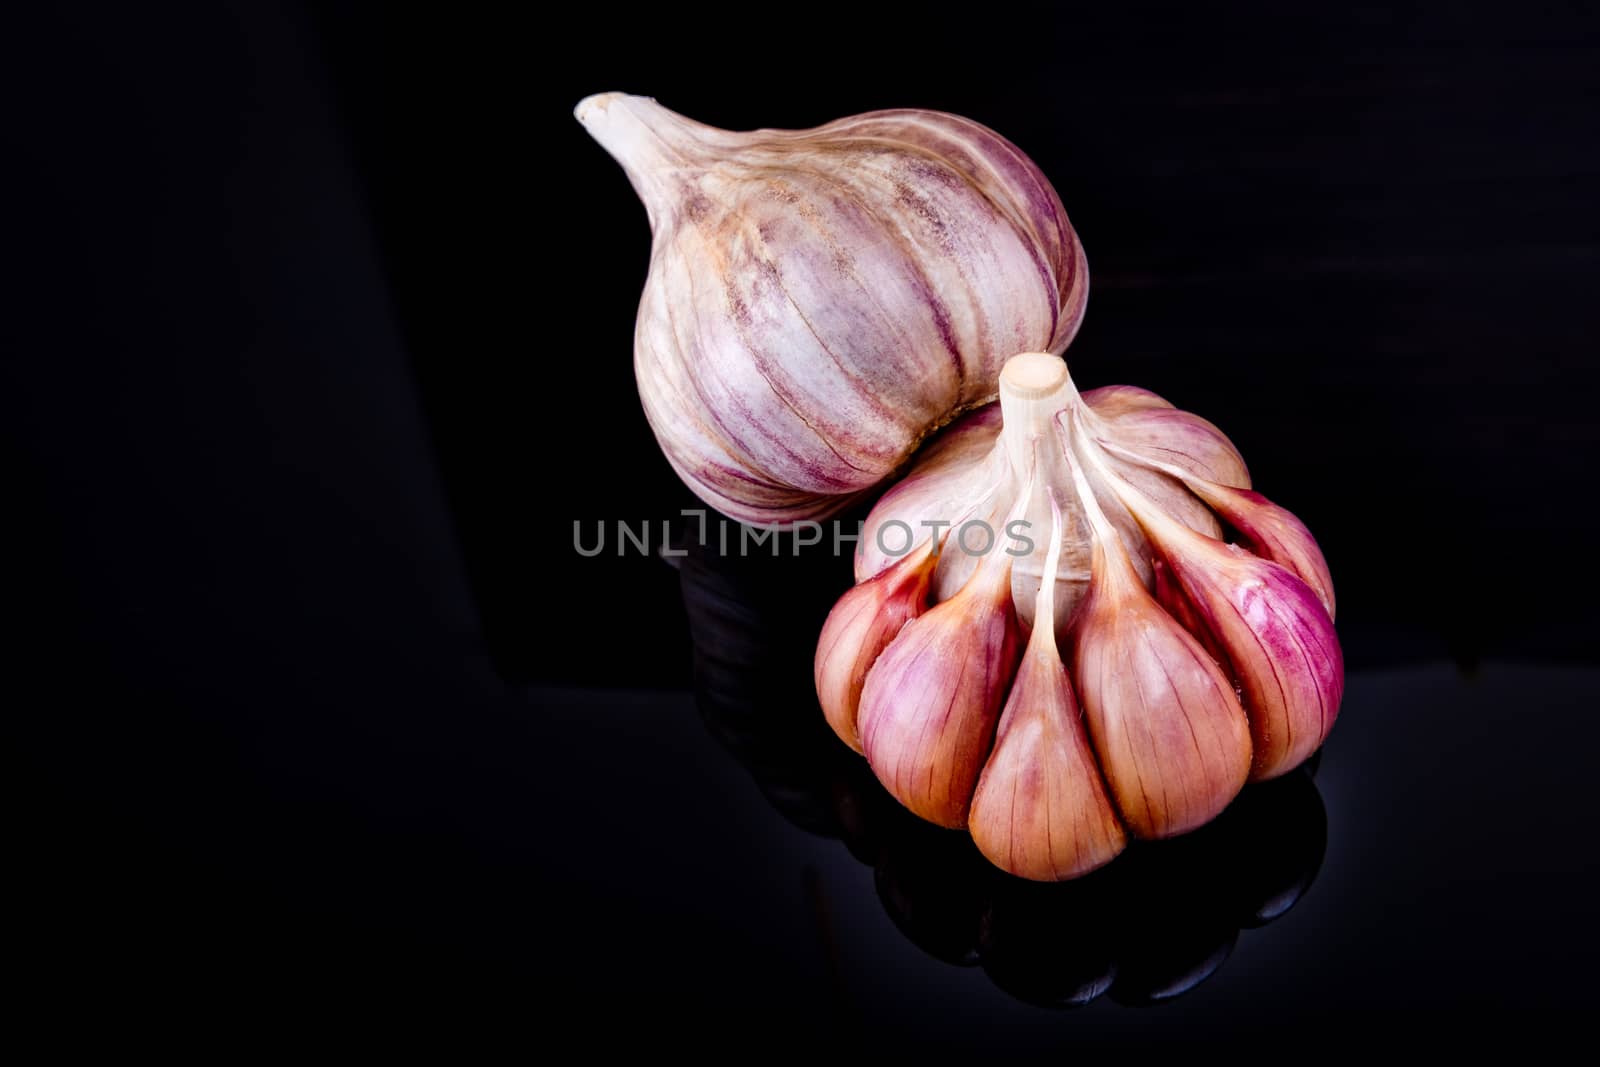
(997, 353), (1081, 474)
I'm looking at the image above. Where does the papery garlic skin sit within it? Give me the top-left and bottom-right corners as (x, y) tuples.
(577, 93), (1088, 525)
(817, 352), (1342, 874)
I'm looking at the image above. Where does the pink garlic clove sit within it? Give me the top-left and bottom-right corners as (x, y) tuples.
(1090, 406), (1252, 489)
(1086, 438), (1344, 781)
(1159, 542), (1342, 782)
(1064, 432), (1254, 839)
(1097, 437), (1335, 621)
(970, 492), (1127, 879)
(856, 490), (1030, 829)
(814, 538), (940, 752)
(1177, 482), (1336, 622)
(854, 406), (1004, 583)
(1079, 383), (1175, 417)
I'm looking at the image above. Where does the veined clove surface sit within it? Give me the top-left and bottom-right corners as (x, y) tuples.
(816, 353), (1342, 879)
(968, 491), (1128, 879)
(577, 93), (1087, 525)
(814, 538), (939, 752)
(855, 486), (1030, 828)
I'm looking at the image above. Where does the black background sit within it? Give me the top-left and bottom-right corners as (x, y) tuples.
(9, 0), (1600, 1049)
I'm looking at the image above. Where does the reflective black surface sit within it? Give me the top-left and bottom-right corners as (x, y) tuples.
(9, 0), (1600, 1049)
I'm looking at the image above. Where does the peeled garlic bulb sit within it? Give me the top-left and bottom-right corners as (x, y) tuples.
(968, 491), (1128, 878)
(576, 93), (1088, 524)
(817, 352), (1343, 878)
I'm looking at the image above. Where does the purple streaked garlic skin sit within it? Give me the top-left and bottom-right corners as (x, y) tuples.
(816, 353), (1343, 879)
(576, 93), (1088, 525)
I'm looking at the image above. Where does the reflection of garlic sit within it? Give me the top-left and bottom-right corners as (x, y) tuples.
(577, 93), (1087, 525)
(816, 353), (1342, 877)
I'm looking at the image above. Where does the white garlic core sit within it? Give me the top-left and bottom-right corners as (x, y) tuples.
(861, 353), (1251, 637)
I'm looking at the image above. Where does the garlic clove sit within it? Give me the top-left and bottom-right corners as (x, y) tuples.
(579, 94), (1089, 525)
(1063, 428), (1253, 839)
(1094, 450), (1224, 552)
(1087, 439), (1344, 781)
(816, 351), (1343, 858)
(854, 407), (1004, 583)
(1174, 484), (1335, 623)
(814, 537), (940, 752)
(969, 492), (1127, 879)
(856, 488), (1029, 829)
(1162, 542), (1341, 782)
(928, 478), (1020, 614)
(1089, 406), (1252, 490)
(1151, 556), (1230, 670)
(1098, 438), (1334, 620)
(1079, 383), (1174, 418)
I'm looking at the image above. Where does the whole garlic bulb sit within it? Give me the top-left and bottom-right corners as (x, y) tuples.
(576, 93), (1088, 525)
(816, 353), (1342, 880)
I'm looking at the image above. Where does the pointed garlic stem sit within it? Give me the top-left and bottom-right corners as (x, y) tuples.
(1057, 413), (1121, 553)
(1031, 489), (1066, 653)
(574, 92), (722, 228)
